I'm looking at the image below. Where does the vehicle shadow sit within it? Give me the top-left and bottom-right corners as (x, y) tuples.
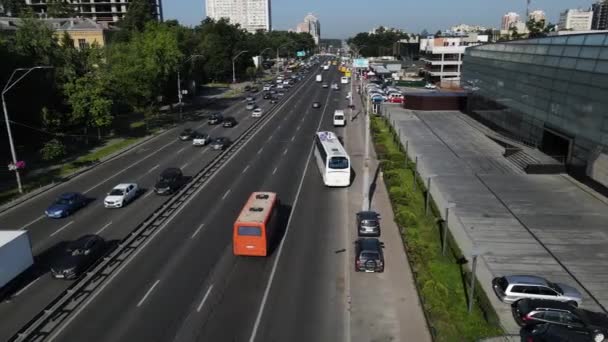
(268, 203), (292, 255)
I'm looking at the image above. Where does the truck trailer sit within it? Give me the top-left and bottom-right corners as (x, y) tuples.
(0, 231), (34, 291)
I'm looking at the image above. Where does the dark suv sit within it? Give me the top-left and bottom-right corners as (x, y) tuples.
(513, 299), (607, 341)
(154, 168), (185, 195)
(208, 113), (223, 125)
(356, 211), (381, 237)
(354, 238), (385, 272)
(520, 323), (603, 342)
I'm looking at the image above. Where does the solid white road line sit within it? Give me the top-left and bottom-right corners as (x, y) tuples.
(181, 162), (190, 170)
(242, 165), (250, 174)
(177, 147), (186, 154)
(191, 223), (205, 239)
(50, 221), (74, 237)
(272, 167), (277, 175)
(248, 77), (331, 342)
(196, 285), (214, 312)
(221, 189), (231, 200)
(257, 147), (264, 155)
(147, 164), (160, 174)
(14, 276), (41, 297)
(137, 279), (160, 307)
(283, 148), (288, 156)
(291, 136), (295, 142)
(21, 215), (45, 230)
(96, 221), (112, 235)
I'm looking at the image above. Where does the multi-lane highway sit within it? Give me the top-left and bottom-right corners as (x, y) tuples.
(0, 60), (357, 341)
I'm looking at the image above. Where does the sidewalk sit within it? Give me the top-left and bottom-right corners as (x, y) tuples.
(346, 78), (432, 342)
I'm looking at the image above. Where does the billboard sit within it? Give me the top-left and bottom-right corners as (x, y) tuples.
(296, 50), (306, 57)
(353, 58), (369, 68)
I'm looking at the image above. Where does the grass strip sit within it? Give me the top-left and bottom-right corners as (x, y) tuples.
(371, 115), (503, 341)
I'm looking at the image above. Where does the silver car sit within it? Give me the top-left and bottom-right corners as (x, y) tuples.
(492, 275), (583, 306)
(246, 102), (256, 110)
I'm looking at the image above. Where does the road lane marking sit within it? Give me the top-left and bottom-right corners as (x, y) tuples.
(177, 147), (186, 154)
(283, 148), (288, 155)
(272, 167), (277, 175)
(14, 276), (41, 297)
(50, 221), (74, 237)
(96, 221), (112, 235)
(196, 285), (214, 312)
(277, 125), (282, 130)
(242, 165), (250, 174)
(21, 215), (45, 230)
(296, 125), (301, 131)
(191, 223), (205, 239)
(143, 191), (154, 199)
(290, 136), (295, 142)
(248, 76), (331, 342)
(137, 279), (160, 307)
(257, 147), (264, 155)
(181, 162), (190, 169)
(147, 164), (160, 174)
(221, 189), (231, 200)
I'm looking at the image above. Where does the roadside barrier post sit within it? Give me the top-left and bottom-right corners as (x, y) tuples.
(442, 203), (455, 256)
(425, 175), (436, 215)
(468, 247), (480, 314)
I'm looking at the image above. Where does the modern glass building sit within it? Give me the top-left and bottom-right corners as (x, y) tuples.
(462, 33), (608, 188)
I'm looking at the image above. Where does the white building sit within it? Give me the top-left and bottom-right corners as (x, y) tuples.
(450, 24), (487, 33)
(205, 0), (271, 33)
(419, 34), (486, 85)
(24, 0), (163, 22)
(303, 13), (320, 45)
(529, 10), (546, 23)
(558, 9), (593, 31)
(501, 12), (520, 30)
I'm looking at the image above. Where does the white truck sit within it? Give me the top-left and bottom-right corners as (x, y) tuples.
(316, 74), (322, 82)
(0, 231), (34, 293)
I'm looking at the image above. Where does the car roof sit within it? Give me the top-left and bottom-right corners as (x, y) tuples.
(160, 167), (181, 176)
(504, 275), (549, 286)
(519, 298), (574, 311)
(71, 234), (103, 247)
(357, 211), (379, 219)
(59, 192), (80, 199)
(358, 238), (381, 250)
(114, 183), (136, 189)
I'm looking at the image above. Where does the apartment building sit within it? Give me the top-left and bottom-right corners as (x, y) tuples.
(205, 0), (271, 33)
(558, 9), (593, 31)
(24, 0), (163, 23)
(592, 0), (608, 30)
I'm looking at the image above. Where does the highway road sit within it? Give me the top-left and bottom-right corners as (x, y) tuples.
(0, 64), (318, 341)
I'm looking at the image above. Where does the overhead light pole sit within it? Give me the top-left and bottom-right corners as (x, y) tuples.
(232, 50), (249, 84)
(276, 44), (290, 76)
(2, 66), (53, 194)
(177, 54), (203, 120)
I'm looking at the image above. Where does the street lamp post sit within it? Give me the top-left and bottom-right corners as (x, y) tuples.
(2, 66), (53, 194)
(232, 50), (249, 84)
(177, 54), (203, 120)
(276, 44), (290, 76)
(349, 44), (366, 108)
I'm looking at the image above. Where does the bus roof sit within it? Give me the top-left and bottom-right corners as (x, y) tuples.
(236, 192), (277, 224)
(316, 131), (348, 158)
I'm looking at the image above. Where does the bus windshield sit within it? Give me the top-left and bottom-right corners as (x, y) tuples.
(328, 157), (349, 169)
(238, 226), (262, 236)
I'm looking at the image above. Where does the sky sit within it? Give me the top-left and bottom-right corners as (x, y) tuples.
(163, 0), (594, 39)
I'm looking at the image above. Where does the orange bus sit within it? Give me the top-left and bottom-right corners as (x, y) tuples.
(233, 192), (279, 256)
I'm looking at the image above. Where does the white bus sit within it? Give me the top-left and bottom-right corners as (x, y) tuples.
(313, 131), (351, 187)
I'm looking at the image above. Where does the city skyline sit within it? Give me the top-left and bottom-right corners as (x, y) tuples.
(164, 0), (592, 38)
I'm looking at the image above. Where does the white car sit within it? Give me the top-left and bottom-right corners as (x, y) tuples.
(262, 84), (271, 91)
(425, 83), (437, 89)
(192, 133), (211, 146)
(252, 108), (263, 118)
(104, 183), (138, 208)
(276, 83), (284, 89)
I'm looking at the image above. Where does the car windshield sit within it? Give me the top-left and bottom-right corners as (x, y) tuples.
(362, 219), (378, 226)
(109, 189), (124, 196)
(335, 115), (344, 120)
(328, 157), (349, 169)
(547, 281), (563, 294)
(56, 198), (72, 205)
(361, 251), (379, 260)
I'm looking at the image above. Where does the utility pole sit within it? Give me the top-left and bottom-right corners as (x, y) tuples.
(232, 50), (248, 84)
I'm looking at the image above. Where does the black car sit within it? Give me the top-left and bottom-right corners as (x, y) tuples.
(45, 192), (88, 218)
(354, 238), (385, 272)
(210, 137), (230, 150)
(312, 101), (321, 108)
(208, 113), (223, 125)
(357, 211), (381, 237)
(179, 128), (195, 141)
(51, 235), (106, 279)
(270, 97), (279, 104)
(263, 93), (272, 100)
(513, 299), (607, 341)
(154, 168), (185, 195)
(222, 117), (237, 127)
(520, 323), (600, 342)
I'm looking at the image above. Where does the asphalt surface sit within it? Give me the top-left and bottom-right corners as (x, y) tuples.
(0, 66), (317, 341)
(3, 61), (353, 341)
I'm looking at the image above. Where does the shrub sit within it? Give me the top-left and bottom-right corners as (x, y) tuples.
(383, 169), (401, 187)
(375, 143), (388, 160)
(395, 204), (418, 227)
(40, 138), (66, 161)
(389, 186), (411, 205)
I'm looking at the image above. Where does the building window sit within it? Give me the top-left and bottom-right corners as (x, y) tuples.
(78, 39), (89, 49)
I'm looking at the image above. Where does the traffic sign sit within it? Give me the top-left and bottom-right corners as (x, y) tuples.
(353, 58), (369, 68)
(296, 51), (306, 57)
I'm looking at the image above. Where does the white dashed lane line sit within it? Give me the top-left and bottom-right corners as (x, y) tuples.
(50, 221), (74, 237)
(137, 280), (160, 307)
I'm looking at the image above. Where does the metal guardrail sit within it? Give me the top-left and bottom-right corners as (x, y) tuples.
(9, 73), (310, 342)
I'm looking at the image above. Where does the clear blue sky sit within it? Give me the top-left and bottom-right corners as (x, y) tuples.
(163, 0), (593, 38)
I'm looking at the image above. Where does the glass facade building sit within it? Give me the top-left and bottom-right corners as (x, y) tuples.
(463, 33), (608, 186)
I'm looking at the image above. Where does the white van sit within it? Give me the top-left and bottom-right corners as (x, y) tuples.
(340, 76), (349, 84)
(316, 74), (322, 82)
(333, 110), (346, 127)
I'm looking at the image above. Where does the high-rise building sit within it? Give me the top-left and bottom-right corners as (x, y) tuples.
(296, 22), (309, 33)
(592, 0), (608, 30)
(23, 0), (163, 23)
(501, 12), (520, 30)
(558, 9), (593, 31)
(303, 13), (320, 45)
(205, 0), (271, 33)
(450, 24), (488, 33)
(528, 10), (546, 23)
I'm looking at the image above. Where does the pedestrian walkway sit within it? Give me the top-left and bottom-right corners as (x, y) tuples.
(384, 105), (608, 333)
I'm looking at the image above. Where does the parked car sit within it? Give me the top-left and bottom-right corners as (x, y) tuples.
(492, 275), (583, 306)
(208, 113), (223, 125)
(154, 168), (185, 195)
(210, 137), (230, 150)
(179, 128), (195, 141)
(45, 192), (88, 218)
(192, 132), (211, 146)
(222, 117), (237, 127)
(312, 101), (321, 108)
(104, 183), (139, 208)
(520, 323), (603, 342)
(425, 83), (437, 89)
(252, 108), (263, 118)
(51, 235), (105, 279)
(356, 211), (381, 237)
(246, 102), (256, 110)
(513, 298), (608, 341)
(354, 238), (385, 272)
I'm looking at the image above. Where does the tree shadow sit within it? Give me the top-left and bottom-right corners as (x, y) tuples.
(367, 164), (381, 207)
